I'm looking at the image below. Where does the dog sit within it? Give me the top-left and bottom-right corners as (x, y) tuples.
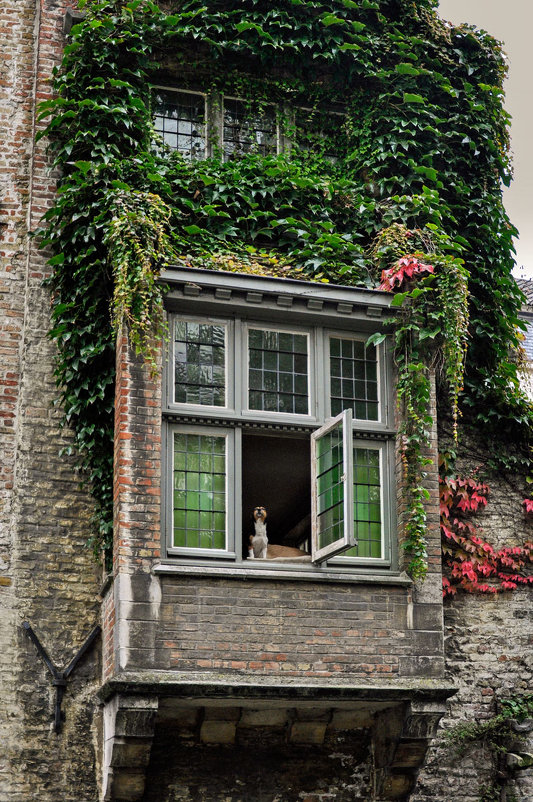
(248, 506), (310, 559)
(250, 506), (268, 559)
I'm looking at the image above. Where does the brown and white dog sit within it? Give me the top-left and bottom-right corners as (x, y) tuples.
(249, 506), (268, 559)
(248, 506), (310, 559)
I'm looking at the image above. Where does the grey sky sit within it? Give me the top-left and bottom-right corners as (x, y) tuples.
(437, 0), (532, 277)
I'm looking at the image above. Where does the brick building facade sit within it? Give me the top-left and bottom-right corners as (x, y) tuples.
(0, 2), (531, 801)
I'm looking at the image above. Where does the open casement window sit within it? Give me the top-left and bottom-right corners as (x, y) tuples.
(311, 409), (355, 564)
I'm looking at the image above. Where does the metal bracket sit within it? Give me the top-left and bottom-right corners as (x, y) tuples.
(22, 621), (100, 733)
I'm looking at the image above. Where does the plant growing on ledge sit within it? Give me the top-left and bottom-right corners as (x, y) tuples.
(444, 694), (533, 801)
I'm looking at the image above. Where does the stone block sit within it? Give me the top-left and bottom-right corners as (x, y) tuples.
(109, 769), (146, 801)
(200, 720), (237, 744)
(330, 708), (373, 730)
(289, 721), (328, 744)
(390, 739), (429, 769)
(110, 738), (154, 768)
(239, 708), (288, 727)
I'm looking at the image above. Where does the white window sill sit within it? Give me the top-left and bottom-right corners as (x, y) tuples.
(153, 561), (411, 586)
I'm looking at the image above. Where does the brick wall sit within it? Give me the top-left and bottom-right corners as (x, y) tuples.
(0, 0), (36, 790)
(145, 723), (372, 802)
(0, 2), (101, 799)
(156, 577), (443, 678)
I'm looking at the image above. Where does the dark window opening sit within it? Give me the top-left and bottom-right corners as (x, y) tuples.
(241, 432), (311, 560)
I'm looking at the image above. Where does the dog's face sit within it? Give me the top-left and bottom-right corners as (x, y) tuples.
(253, 506), (267, 522)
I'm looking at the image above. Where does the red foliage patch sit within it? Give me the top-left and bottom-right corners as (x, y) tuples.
(441, 475), (533, 597)
(379, 255), (434, 292)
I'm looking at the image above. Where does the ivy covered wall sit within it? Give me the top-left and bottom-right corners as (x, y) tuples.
(38, 0), (532, 570)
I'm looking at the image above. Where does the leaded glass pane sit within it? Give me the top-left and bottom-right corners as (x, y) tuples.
(173, 433), (226, 549)
(329, 337), (379, 420)
(174, 320), (226, 407)
(153, 90), (206, 159)
(248, 328), (309, 414)
(316, 422), (344, 551)
(344, 446), (383, 559)
(223, 98), (277, 161)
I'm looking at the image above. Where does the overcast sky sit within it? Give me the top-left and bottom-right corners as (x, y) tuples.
(437, 0), (532, 277)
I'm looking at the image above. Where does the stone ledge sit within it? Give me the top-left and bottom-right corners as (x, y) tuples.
(153, 561), (413, 586)
(99, 670), (456, 704)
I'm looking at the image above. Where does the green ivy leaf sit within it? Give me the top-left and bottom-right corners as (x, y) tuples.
(366, 332), (387, 347)
(321, 13), (345, 26)
(396, 63), (420, 75)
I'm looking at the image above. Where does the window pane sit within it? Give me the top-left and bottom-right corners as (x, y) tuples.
(223, 98), (277, 160)
(174, 320), (226, 407)
(173, 433), (226, 550)
(344, 446), (383, 559)
(316, 422), (344, 552)
(329, 338), (379, 421)
(248, 328), (309, 414)
(153, 89), (206, 159)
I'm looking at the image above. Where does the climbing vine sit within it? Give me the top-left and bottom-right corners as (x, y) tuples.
(370, 225), (469, 578)
(37, 0), (533, 562)
(106, 190), (174, 372)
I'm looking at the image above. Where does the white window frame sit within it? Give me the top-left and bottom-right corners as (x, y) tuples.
(166, 424), (239, 559)
(164, 311), (394, 571)
(329, 438), (393, 567)
(311, 409), (355, 563)
(325, 330), (386, 430)
(242, 322), (315, 423)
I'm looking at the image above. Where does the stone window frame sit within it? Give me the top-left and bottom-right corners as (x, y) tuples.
(152, 87), (347, 162)
(161, 268), (398, 577)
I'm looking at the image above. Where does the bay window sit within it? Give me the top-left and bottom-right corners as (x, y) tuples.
(162, 273), (396, 573)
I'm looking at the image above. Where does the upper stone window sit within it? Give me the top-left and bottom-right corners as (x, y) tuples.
(153, 88), (345, 162)
(222, 98), (278, 160)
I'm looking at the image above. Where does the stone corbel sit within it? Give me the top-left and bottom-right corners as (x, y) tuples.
(102, 694), (159, 802)
(373, 700), (447, 801)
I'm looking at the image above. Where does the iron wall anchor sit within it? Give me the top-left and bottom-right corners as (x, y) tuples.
(22, 621), (101, 733)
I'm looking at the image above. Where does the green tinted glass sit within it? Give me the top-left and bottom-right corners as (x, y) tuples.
(173, 433), (226, 550)
(316, 422), (344, 552)
(344, 446), (382, 559)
